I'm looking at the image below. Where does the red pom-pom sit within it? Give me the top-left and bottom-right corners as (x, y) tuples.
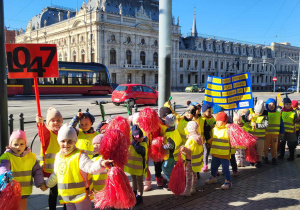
(228, 124), (257, 148)
(100, 129), (128, 167)
(94, 167), (136, 209)
(107, 116), (131, 146)
(169, 153), (185, 195)
(245, 145), (259, 163)
(0, 180), (22, 210)
(149, 136), (167, 162)
(137, 107), (161, 135)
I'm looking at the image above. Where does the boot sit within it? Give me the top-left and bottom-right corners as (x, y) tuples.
(155, 177), (165, 187)
(143, 181), (152, 191)
(201, 164), (208, 172)
(264, 157), (269, 164)
(135, 195), (143, 205)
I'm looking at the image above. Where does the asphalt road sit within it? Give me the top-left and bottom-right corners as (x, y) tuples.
(7, 91), (300, 156)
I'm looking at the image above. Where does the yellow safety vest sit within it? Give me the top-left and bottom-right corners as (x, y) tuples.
(185, 137), (203, 172)
(197, 117), (205, 136)
(164, 129), (183, 161)
(40, 130), (60, 173)
(160, 124), (168, 136)
(267, 111), (281, 135)
(247, 116), (266, 140)
(201, 116), (215, 140)
(55, 149), (93, 204)
(282, 111), (295, 133)
(295, 109), (300, 131)
(124, 142), (148, 176)
(177, 119), (189, 143)
(211, 127), (230, 156)
(91, 155), (107, 192)
(0, 152), (36, 196)
(76, 129), (99, 158)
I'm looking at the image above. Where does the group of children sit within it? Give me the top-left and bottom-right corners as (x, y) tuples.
(1, 96), (300, 209)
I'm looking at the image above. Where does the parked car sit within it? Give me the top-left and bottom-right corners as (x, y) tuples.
(273, 86), (286, 92)
(111, 84), (158, 106)
(287, 86), (298, 92)
(185, 84), (204, 92)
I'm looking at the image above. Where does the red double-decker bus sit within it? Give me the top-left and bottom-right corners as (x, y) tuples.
(7, 62), (112, 96)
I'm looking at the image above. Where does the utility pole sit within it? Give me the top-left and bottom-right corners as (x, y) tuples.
(87, 5), (93, 62)
(158, 0), (172, 108)
(297, 52), (300, 93)
(0, 0), (8, 153)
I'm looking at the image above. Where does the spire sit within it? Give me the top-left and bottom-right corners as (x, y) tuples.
(191, 8), (198, 37)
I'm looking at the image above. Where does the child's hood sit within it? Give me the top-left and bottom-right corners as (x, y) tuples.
(5, 147), (31, 157)
(188, 133), (202, 145)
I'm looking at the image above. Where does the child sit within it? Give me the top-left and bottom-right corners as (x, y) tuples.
(92, 134), (107, 192)
(200, 103), (215, 172)
(36, 107), (63, 210)
(205, 112), (232, 190)
(70, 112), (99, 158)
(180, 121), (203, 196)
(265, 98), (285, 165)
(279, 98), (299, 161)
(46, 124), (113, 210)
(0, 130), (46, 210)
(177, 105), (197, 144)
(162, 114), (182, 187)
(124, 125), (148, 205)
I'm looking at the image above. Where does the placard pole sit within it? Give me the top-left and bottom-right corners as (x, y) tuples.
(33, 77), (45, 146)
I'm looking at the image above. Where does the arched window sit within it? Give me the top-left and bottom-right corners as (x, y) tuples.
(141, 38), (145, 45)
(64, 53), (67, 61)
(154, 40), (158, 46)
(140, 51), (146, 65)
(110, 49), (116, 64)
(153, 52), (158, 66)
(127, 36), (131, 43)
(58, 54), (62, 61)
(91, 48), (95, 62)
(111, 34), (115, 41)
(126, 50), (132, 64)
(81, 50), (85, 63)
(73, 51), (76, 62)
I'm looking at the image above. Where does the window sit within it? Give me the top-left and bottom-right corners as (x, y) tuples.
(155, 74), (158, 84)
(202, 61), (205, 68)
(73, 51), (76, 62)
(116, 85), (128, 91)
(198, 43), (201, 48)
(226, 46), (229, 52)
(141, 38), (145, 45)
(180, 74), (183, 84)
(187, 60), (191, 69)
(140, 51), (145, 65)
(127, 73), (132, 83)
(64, 53), (67, 61)
(154, 40), (158, 46)
(110, 49), (116, 64)
(59, 54), (62, 61)
(195, 60), (198, 69)
(141, 74), (146, 84)
(132, 86), (143, 92)
(215, 61), (217, 69)
(188, 74), (191, 83)
(195, 75), (198, 83)
(180, 59), (183, 67)
(143, 86), (155, 93)
(126, 50), (132, 64)
(202, 75), (205, 83)
(208, 61), (211, 69)
(111, 73), (116, 83)
(218, 45), (221, 51)
(226, 62), (229, 70)
(81, 50), (85, 62)
(91, 48), (95, 62)
(111, 34), (115, 41)
(221, 62), (224, 69)
(208, 44), (211, 50)
(153, 52), (158, 66)
(127, 36), (131, 43)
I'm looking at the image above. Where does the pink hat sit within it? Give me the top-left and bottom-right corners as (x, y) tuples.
(9, 130), (27, 146)
(186, 121), (198, 134)
(93, 134), (105, 144)
(46, 107), (63, 125)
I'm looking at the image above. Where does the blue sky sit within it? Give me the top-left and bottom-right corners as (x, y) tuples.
(4, 0), (300, 46)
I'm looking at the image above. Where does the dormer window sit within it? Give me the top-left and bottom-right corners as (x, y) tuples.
(198, 43), (201, 48)
(141, 38), (145, 44)
(111, 34), (115, 41)
(127, 36), (131, 43)
(226, 46), (229, 52)
(154, 40), (158, 46)
(218, 45), (221, 51)
(208, 44), (211, 50)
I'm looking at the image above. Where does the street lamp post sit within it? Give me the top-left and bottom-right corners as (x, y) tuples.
(297, 53), (300, 93)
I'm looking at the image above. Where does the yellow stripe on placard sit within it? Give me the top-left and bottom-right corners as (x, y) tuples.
(224, 84), (233, 91)
(219, 103), (237, 109)
(212, 78), (222, 84)
(223, 78), (231, 84)
(237, 88), (243, 94)
(228, 94), (252, 103)
(205, 96), (212, 102)
(233, 81), (246, 88)
(207, 83), (223, 91)
(213, 98), (227, 103)
(222, 89), (237, 97)
(205, 89), (221, 97)
(244, 87), (251, 93)
(232, 74), (248, 82)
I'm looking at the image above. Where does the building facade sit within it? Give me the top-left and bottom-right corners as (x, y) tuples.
(16, 0), (300, 91)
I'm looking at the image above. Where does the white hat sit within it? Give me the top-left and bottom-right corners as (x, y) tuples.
(57, 124), (77, 142)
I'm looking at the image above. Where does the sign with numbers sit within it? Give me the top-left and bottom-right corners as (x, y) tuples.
(5, 44), (58, 79)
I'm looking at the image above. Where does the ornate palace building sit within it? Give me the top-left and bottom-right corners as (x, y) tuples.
(16, 0), (300, 91)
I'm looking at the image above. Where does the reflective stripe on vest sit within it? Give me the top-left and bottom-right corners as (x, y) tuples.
(267, 112), (281, 135)
(76, 129), (99, 158)
(92, 155), (107, 192)
(185, 138), (203, 172)
(124, 142), (148, 176)
(164, 129), (183, 161)
(211, 127), (230, 156)
(282, 111), (295, 133)
(4, 152), (36, 196)
(40, 130), (60, 173)
(55, 149), (93, 204)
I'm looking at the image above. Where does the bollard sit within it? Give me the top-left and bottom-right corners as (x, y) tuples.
(8, 114), (13, 134)
(19, 113), (24, 131)
(78, 109), (82, 112)
(86, 108), (89, 113)
(172, 102), (176, 112)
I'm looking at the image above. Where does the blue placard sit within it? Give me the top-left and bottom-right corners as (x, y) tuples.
(204, 72), (254, 110)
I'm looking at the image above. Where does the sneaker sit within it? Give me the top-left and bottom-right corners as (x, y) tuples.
(233, 171), (239, 176)
(144, 181), (152, 191)
(264, 157), (269, 164)
(271, 158), (277, 165)
(221, 182), (232, 190)
(205, 176), (217, 185)
(135, 195), (143, 205)
(155, 177), (165, 187)
(237, 162), (241, 167)
(255, 161), (262, 168)
(160, 176), (168, 184)
(163, 184), (170, 190)
(201, 164), (208, 172)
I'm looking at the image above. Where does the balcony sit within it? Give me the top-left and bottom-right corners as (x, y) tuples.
(276, 71), (292, 75)
(122, 64), (158, 70)
(186, 67), (198, 72)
